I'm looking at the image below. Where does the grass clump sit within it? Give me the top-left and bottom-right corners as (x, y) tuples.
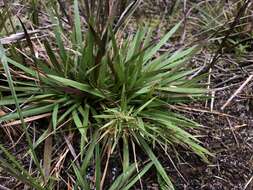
(0, 0), (212, 189)
(192, 0), (252, 52)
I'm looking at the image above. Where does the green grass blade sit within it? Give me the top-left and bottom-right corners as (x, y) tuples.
(48, 74), (105, 98)
(122, 161), (153, 190)
(80, 130), (99, 173)
(44, 40), (61, 72)
(74, 0), (82, 48)
(157, 87), (206, 94)
(52, 104), (59, 130)
(72, 108), (87, 140)
(0, 103), (55, 122)
(123, 135), (129, 173)
(108, 163), (136, 190)
(72, 164), (89, 189)
(136, 134), (174, 189)
(49, 13), (68, 73)
(135, 97), (156, 115)
(6, 57), (36, 76)
(144, 21), (182, 63)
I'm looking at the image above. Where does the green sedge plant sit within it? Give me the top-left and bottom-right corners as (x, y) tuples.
(0, 0), (212, 189)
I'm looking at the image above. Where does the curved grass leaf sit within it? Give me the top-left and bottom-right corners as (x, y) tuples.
(48, 74), (105, 98)
(144, 21), (182, 63)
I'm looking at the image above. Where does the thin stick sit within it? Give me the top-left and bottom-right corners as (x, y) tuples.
(221, 74), (253, 110)
(226, 117), (239, 147)
(170, 105), (238, 119)
(210, 90), (215, 112)
(131, 139), (143, 189)
(244, 175), (253, 190)
(100, 146), (111, 190)
(0, 24), (55, 44)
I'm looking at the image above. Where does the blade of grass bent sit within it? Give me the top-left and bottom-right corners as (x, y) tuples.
(48, 74), (105, 98)
(144, 21), (182, 63)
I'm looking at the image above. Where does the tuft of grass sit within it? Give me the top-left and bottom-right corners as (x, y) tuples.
(192, 0), (252, 47)
(0, 0), (212, 189)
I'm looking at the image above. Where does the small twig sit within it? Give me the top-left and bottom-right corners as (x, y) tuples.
(226, 117), (239, 147)
(213, 82), (243, 92)
(223, 124), (247, 131)
(51, 148), (69, 178)
(161, 145), (188, 184)
(131, 139), (143, 190)
(0, 24), (55, 45)
(244, 175), (253, 190)
(0, 30), (39, 44)
(170, 105), (238, 119)
(221, 74), (253, 110)
(2, 113), (52, 127)
(180, 0), (187, 43)
(64, 134), (80, 167)
(100, 146), (111, 190)
(210, 90), (215, 112)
